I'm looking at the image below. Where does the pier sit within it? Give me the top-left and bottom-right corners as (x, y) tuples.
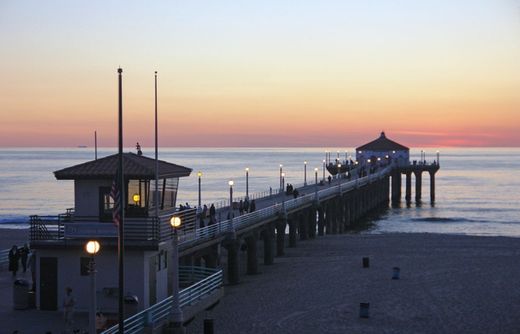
(25, 135), (440, 333)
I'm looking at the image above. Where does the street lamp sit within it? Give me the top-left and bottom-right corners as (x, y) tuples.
(85, 240), (100, 334)
(245, 168), (249, 200)
(314, 167), (318, 199)
(197, 171), (202, 212)
(437, 150), (440, 165)
(304, 161), (307, 186)
(281, 173), (285, 192)
(279, 164), (283, 191)
(228, 180), (234, 221)
(322, 159), (326, 182)
(169, 216), (183, 331)
(337, 164), (341, 179)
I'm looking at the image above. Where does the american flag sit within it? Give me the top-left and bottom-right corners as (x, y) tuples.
(110, 168), (121, 227)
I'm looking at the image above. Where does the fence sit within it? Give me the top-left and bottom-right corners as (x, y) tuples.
(101, 266), (223, 334)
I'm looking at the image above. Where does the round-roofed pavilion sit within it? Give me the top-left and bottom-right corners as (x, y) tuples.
(356, 132), (409, 167)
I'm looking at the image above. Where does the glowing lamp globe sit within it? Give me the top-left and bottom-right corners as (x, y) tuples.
(170, 216), (182, 229)
(132, 193), (140, 204)
(85, 240), (100, 255)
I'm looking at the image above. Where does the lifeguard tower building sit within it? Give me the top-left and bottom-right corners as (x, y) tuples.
(29, 153), (192, 313)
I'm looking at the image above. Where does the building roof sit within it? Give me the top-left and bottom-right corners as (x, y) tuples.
(356, 132), (409, 152)
(54, 153), (192, 180)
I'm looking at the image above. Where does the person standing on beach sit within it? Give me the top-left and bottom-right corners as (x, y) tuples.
(63, 287), (76, 327)
(20, 244), (29, 272)
(27, 249), (36, 290)
(8, 245), (19, 277)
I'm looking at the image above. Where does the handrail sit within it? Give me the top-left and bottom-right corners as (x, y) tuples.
(179, 166), (392, 249)
(101, 266), (223, 334)
(31, 166), (391, 248)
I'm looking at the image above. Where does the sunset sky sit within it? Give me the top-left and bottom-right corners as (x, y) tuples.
(1, 0), (519, 147)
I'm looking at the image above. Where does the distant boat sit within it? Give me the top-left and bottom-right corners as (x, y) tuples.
(77, 145), (88, 148)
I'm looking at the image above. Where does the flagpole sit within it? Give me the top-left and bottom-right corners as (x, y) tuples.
(94, 130), (98, 160)
(117, 67), (125, 334)
(154, 71), (159, 222)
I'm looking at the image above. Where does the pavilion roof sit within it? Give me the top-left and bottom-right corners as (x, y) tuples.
(356, 132), (409, 152)
(54, 152), (192, 180)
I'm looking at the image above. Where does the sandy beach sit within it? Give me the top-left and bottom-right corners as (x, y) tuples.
(0, 228), (30, 250)
(186, 233), (520, 334)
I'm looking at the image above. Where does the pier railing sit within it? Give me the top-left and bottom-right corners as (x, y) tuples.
(29, 167), (390, 246)
(179, 166), (392, 249)
(100, 266), (223, 334)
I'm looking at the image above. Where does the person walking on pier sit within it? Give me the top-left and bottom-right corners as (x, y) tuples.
(250, 200), (256, 213)
(239, 200), (244, 215)
(244, 198), (250, 213)
(209, 203), (216, 219)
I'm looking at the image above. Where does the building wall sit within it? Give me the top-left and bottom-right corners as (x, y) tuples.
(356, 150), (409, 167)
(35, 247), (147, 313)
(75, 179), (111, 217)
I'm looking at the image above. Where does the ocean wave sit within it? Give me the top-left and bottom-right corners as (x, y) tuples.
(0, 217), (29, 225)
(411, 217), (485, 223)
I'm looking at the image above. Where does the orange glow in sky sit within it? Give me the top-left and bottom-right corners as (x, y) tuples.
(1, 1), (519, 147)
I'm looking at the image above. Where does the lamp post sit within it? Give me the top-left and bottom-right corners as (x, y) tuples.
(337, 164), (341, 179)
(245, 168), (249, 200)
(437, 150), (440, 165)
(279, 164), (283, 191)
(322, 159), (326, 182)
(85, 240), (100, 334)
(314, 167), (318, 198)
(197, 171), (202, 213)
(228, 180), (234, 222)
(169, 216), (183, 332)
(304, 161), (307, 186)
(281, 173), (285, 192)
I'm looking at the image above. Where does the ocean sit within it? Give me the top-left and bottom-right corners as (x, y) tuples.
(1, 147), (519, 237)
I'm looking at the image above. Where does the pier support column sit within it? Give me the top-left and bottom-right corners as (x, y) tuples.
(202, 247), (218, 268)
(391, 171), (401, 205)
(405, 172), (412, 202)
(325, 200), (334, 234)
(288, 216), (297, 247)
(299, 212), (309, 240)
(276, 217), (287, 256)
(338, 199), (345, 234)
(224, 239), (240, 285)
(245, 234), (258, 275)
(262, 224), (275, 265)
(331, 200), (338, 234)
(308, 207), (317, 239)
(317, 207), (325, 236)
(344, 196), (351, 229)
(429, 171), (437, 203)
(414, 171), (422, 202)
